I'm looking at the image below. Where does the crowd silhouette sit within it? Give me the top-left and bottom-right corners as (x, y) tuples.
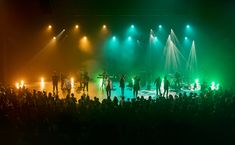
(0, 83), (235, 145)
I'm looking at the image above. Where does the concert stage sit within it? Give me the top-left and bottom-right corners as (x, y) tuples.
(26, 81), (198, 100)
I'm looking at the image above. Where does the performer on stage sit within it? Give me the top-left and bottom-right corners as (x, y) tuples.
(102, 70), (108, 89)
(83, 71), (89, 92)
(163, 76), (170, 97)
(106, 77), (112, 97)
(154, 76), (161, 96)
(175, 72), (181, 89)
(60, 72), (65, 91)
(119, 74), (125, 96)
(65, 78), (71, 96)
(52, 71), (59, 95)
(133, 76), (140, 97)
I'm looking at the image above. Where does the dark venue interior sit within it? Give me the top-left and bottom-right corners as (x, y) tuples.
(0, 0), (235, 145)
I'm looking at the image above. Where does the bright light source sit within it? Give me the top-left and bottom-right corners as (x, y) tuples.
(16, 82), (20, 89)
(53, 36), (56, 40)
(83, 36), (87, 40)
(131, 25), (134, 28)
(103, 25), (106, 29)
(20, 80), (24, 88)
(128, 36), (131, 40)
(186, 25), (190, 28)
(71, 77), (74, 89)
(211, 81), (215, 90)
(48, 25), (52, 29)
(184, 37), (188, 40)
(154, 37), (157, 40)
(158, 25), (162, 29)
(112, 36), (116, 40)
(99, 79), (103, 88)
(40, 77), (45, 91)
(75, 25), (79, 29)
(63, 29), (65, 31)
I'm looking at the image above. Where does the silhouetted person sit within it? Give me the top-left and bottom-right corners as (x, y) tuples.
(60, 73), (65, 90)
(133, 76), (140, 97)
(154, 76), (161, 96)
(101, 70), (108, 89)
(163, 76), (170, 97)
(52, 71), (59, 95)
(119, 74), (125, 96)
(106, 77), (112, 97)
(65, 79), (71, 96)
(175, 72), (181, 89)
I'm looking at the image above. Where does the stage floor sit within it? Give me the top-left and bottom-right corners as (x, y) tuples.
(26, 81), (195, 101)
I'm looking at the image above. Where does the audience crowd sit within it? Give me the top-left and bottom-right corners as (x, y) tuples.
(0, 83), (235, 145)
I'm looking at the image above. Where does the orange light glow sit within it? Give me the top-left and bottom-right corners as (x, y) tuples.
(71, 77), (74, 89)
(16, 82), (20, 89)
(48, 25), (52, 29)
(40, 77), (45, 91)
(79, 36), (92, 53)
(20, 80), (24, 88)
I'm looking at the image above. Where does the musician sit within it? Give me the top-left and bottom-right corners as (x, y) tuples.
(83, 71), (89, 92)
(175, 72), (181, 89)
(101, 70), (108, 89)
(65, 78), (71, 96)
(163, 76), (170, 97)
(154, 76), (161, 96)
(119, 74), (125, 96)
(60, 72), (65, 90)
(52, 71), (59, 95)
(106, 77), (112, 97)
(133, 76), (140, 97)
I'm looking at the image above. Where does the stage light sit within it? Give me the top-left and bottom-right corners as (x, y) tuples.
(53, 36), (56, 40)
(112, 36), (116, 40)
(211, 81), (215, 90)
(184, 37), (188, 40)
(158, 25), (162, 29)
(154, 36), (157, 41)
(40, 77), (45, 91)
(99, 79), (103, 88)
(128, 36), (132, 40)
(16, 82), (20, 89)
(186, 25), (190, 29)
(79, 36), (91, 53)
(71, 77), (74, 89)
(63, 29), (65, 32)
(48, 25), (52, 29)
(20, 80), (24, 88)
(75, 25), (79, 29)
(103, 25), (106, 29)
(131, 25), (134, 28)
